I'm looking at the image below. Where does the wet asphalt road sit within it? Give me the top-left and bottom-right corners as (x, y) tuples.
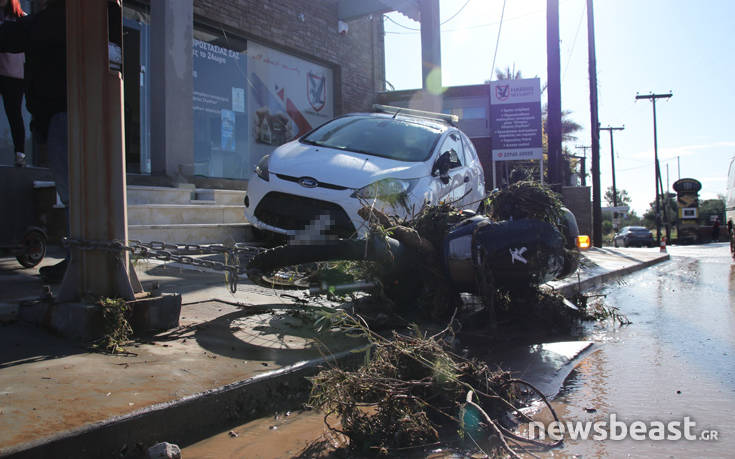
(542, 243), (735, 457)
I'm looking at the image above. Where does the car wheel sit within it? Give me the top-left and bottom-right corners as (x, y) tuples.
(614, 239), (618, 248)
(623, 240), (629, 248)
(16, 230), (46, 268)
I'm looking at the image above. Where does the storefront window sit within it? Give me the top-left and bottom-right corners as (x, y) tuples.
(245, 42), (334, 170)
(123, 5), (151, 174)
(192, 32), (335, 180)
(1, 3), (336, 180)
(192, 28), (248, 179)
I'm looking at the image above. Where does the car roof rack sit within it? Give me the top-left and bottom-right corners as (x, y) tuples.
(372, 104), (459, 127)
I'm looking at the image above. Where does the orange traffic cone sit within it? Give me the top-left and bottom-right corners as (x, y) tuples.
(660, 236), (667, 253)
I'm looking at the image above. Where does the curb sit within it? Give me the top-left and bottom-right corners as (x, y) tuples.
(0, 347), (367, 459)
(553, 253), (670, 298)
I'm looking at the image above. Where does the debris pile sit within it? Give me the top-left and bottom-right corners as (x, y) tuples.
(484, 180), (564, 229)
(308, 315), (523, 455)
(307, 311), (571, 457)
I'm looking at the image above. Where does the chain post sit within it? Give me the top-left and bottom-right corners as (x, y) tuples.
(62, 237), (266, 293)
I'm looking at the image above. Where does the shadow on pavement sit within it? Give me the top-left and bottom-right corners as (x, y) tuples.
(185, 302), (365, 367)
(0, 322), (85, 369)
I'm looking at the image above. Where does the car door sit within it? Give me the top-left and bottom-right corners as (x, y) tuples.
(460, 133), (485, 208)
(433, 131), (468, 206)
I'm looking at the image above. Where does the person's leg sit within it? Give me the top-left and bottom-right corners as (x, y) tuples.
(0, 76), (26, 166)
(1, 76), (26, 156)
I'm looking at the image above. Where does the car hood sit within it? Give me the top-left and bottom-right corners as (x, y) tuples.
(268, 140), (430, 189)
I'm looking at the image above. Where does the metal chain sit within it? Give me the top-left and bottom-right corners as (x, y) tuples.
(62, 238), (265, 293)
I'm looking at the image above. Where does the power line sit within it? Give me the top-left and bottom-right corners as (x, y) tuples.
(489, 0), (507, 78)
(385, 0), (577, 35)
(384, 14), (420, 31)
(441, 0), (472, 25)
(562, 3), (586, 82)
(383, 0), (472, 31)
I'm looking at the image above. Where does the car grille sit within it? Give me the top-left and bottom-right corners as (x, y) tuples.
(274, 174), (349, 190)
(254, 192), (356, 238)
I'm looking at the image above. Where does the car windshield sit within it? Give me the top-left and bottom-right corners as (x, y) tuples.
(629, 227), (649, 233)
(301, 115), (443, 162)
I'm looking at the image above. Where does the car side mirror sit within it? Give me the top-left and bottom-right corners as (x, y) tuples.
(432, 151), (451, 184)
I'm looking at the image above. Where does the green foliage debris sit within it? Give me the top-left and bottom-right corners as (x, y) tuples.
(92, 297), (133, 354)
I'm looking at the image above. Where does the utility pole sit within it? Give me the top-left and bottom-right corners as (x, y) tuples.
(574, 145), (591, 186)
(546, 0), (562, 189)
(636, 91), (672, 244)
(59, 0), (136, 302)
(586, 0), (601, 247)
(568, 154), (586, 186)
(599, 126), (624, 207)
(657, 162), (671, 243)
(677, 156), (680, 180)
(419, 0), (441, 111)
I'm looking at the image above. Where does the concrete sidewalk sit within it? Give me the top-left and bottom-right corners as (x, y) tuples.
(548, 246), (670, 297)
(0, 246), (669, 457)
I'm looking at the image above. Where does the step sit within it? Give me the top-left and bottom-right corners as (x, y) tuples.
(128, 186), (247, 206)
(127, 185), (195, 205)
(128, 223), (254, 245)
(127, 204), (247, 225)
(195, 188), (247, 205)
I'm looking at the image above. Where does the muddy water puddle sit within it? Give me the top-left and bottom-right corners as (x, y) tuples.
(182, 410), (344, 459)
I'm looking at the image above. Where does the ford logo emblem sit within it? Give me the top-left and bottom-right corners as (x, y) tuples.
(298, 177), (318, 188)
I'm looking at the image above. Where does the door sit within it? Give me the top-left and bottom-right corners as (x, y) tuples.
(434, 131), (469, 206)
(123, 17), (151, 174)
(461, 133), (485, 208)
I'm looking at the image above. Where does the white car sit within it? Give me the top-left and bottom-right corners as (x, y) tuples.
(244, 107), (486, 238)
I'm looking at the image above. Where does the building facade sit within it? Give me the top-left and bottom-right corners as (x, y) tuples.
(0, 0), (385, 186)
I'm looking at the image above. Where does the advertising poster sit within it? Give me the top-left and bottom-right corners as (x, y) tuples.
(221, 109), (236, 152)
(490, 78), (542, 161)
(247, 42), (334, 167)
(192, 39), (248, 178)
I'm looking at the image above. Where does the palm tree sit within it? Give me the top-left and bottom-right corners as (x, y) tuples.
(494, 64), (522, 81)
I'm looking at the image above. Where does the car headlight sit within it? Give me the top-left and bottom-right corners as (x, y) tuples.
(254, 154), (270, 181)
(351, 178), (418, 200)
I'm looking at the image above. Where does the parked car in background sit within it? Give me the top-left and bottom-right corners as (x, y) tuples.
(244, 106), (486, 238)
(613, 226), (655, 247)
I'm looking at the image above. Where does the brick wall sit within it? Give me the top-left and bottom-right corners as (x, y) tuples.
(193, 0), (385, 114)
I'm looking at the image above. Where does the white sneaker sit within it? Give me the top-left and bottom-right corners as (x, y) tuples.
(14, 152), (26, 167)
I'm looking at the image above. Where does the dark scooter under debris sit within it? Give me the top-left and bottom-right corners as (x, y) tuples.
(246, 208), (581, 306)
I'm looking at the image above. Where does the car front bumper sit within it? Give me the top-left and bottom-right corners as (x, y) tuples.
(244, 174), (422, 238)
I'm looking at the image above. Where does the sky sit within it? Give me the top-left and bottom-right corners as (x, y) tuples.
(383, 0), (735, 215)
